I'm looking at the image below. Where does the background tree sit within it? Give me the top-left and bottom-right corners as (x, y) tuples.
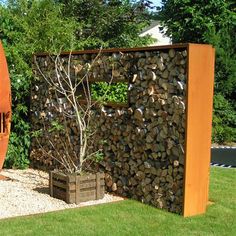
(0, 0), (153, 168)
(0, 0), (77, 168)
(56, 0), (155, 48)
(157, 0), (236, 143)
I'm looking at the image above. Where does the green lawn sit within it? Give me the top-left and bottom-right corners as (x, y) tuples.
(0, 167), (235, 236)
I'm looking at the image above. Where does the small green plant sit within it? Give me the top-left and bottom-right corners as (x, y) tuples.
(91, 82), (128, 103)
(31, 129), (43, 138)
(5, 133), (30, 169)
(93, 151), (104, 163)
(48, 120), (64, 133)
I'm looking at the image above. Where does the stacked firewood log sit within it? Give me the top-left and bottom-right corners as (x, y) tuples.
(31, 48), (187, 214)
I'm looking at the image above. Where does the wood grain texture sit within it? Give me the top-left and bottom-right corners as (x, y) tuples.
(50, 171), (105, 204)
(0, 41), (11, 170)
(183, 44), (215, 217)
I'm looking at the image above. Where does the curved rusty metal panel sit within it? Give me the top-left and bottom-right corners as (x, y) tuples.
(0, 41), (11, 170)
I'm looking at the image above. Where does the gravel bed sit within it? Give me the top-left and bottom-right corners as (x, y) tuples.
(0, 169), (123, 220)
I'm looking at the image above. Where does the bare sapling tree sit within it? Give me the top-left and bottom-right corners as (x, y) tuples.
(33, 51), (114, 174)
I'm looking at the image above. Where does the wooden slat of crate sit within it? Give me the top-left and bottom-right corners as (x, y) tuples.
(51, 171), (67, 181)
(49, 171), (53, 196)
(80, 189), (96, 196)
(53, 186), (66, 200)
(79, 173), (104, 181)
(65, 175), (70, 203)
(80, 179), (105, 189)
(80, 190), (96, 202)
(80, 195), (96, 202)
(67, 191), (76, 204)
(96, 173), (101, 199)
(66, 179), (104, 191)
(51, 172), (105, 182)
(67, 175), (76, 183)
(68, 184), (76, 191)
(75, 175), (80, 204)
(52, 179), (67, 189)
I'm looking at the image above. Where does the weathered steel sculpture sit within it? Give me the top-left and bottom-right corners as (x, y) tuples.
(0, 41), (11, 170)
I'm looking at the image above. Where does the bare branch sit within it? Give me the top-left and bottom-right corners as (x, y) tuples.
(33, 49), (114, 174)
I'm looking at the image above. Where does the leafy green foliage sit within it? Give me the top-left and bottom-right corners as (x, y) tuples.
(31, 129), (43, 139)
(204, 21), (236, 143)
(57, 0), (155, 48)
(0, 0), (77, 168)
(212, 94), (236, 143)
(31, 120), (63, 139)
(4, 131), (30, 169)
(157, 0), (231, 43)
(49, 120), (64, 133)
(91, 82), (128, 103)
(157, 0), (236, 143)
(204, 25), (236, 101)
(93, 151), (104, 163)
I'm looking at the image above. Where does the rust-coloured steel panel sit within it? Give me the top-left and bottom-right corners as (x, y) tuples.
(34, 43), (189, 56)
(0, 41), (11, 170)
(33, 43), (215, 216)
(183, 44), (215, 217)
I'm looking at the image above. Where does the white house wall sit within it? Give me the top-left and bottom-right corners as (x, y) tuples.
(140, 25), (171, 46)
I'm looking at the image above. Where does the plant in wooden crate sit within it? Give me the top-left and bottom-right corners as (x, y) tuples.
(32, 52), (114, 204)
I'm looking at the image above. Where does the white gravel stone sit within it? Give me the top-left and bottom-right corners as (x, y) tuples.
(0, 169), (123, 220)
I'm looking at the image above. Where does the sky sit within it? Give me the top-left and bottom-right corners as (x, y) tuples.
(151, 0), (162, 8)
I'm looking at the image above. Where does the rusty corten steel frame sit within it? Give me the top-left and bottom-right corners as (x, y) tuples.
(34, 43), (215, 216)
(0, 41), (11, 170)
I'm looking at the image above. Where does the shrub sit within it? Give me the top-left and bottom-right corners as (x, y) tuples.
(212, 94), (236, 144)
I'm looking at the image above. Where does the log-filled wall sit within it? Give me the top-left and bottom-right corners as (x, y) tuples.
(31, 44), (215, 216)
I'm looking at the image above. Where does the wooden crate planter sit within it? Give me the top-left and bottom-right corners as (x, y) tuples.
(49, 171), (105, 204)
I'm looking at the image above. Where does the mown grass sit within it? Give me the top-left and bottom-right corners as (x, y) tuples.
(0, 167), (235, 236)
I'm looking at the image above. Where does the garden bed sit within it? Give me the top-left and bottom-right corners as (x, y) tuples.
(0, 168), (123, 219)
